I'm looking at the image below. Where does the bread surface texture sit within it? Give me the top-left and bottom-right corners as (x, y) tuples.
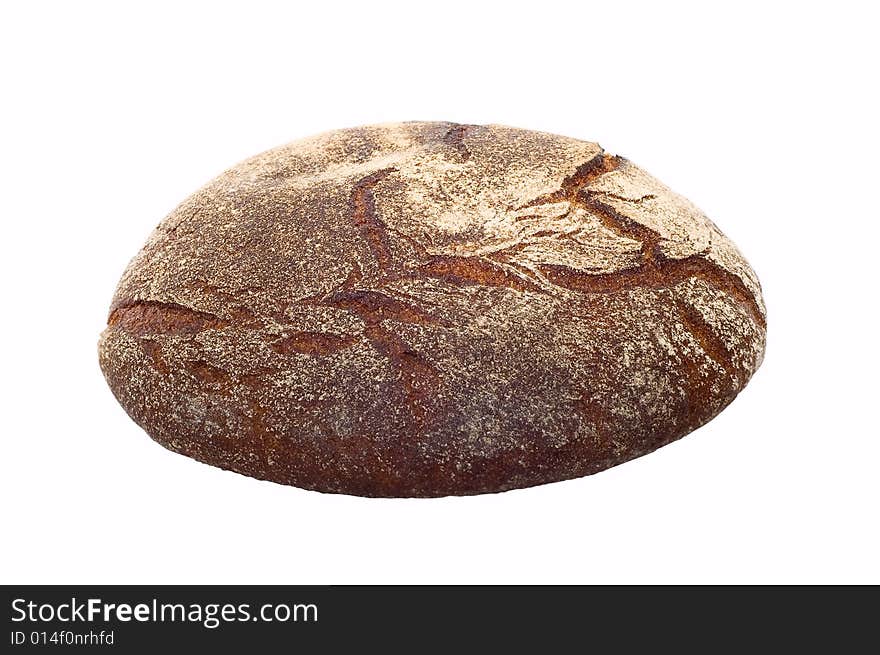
(99, 122), (766, 497)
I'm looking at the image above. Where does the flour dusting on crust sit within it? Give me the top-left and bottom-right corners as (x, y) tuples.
(99, 122), (766, 497)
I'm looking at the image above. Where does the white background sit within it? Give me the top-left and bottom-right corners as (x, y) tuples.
(2, 1), (877, 584)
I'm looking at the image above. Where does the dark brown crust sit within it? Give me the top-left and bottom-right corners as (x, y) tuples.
(441, 123), (473, 161)
(522, 153), (766, 329)
(539, 255), (765, 329)
(577, 193), (766, 329)
(522, 152), (621, 206)
(271, 331), (358, 356)
(362, 323), (442, 431)
(671, 298), (737, 376)
(415, 255), (545, 293)
(99, 122), (766, 497)
(351, 168), (397, 278)
(314, 289), (450, 327)
(108, 301), (230, 336)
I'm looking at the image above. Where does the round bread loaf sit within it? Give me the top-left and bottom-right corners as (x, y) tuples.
(99, 122), (766, 497)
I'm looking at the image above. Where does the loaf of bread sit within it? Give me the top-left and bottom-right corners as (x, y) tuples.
(99, 122), (766, 497)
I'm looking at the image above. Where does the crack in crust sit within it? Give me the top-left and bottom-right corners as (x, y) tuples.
(363, 324), (440, 429)
(301, 287), (445, 430)
(108, 301), (230, 336)
(414, 255), (545, 293)
(139, 339), (169, 375)
(521, 152), (621, 208)
(317, 289), (451, 327)
(187, 359), (233, 385)
(441, 124), (473, 161)
(579, 193), (663, 263)
(302, 169), (450, 429)
(538, 256), (765, 328)
(351, 167), (398, 278)
(582, 185), (764, 330)
(591, 191), (657, 204)
(515, 153), (765, 329)
(271, 331), (358, 356)
(671, 297), (738, 376)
